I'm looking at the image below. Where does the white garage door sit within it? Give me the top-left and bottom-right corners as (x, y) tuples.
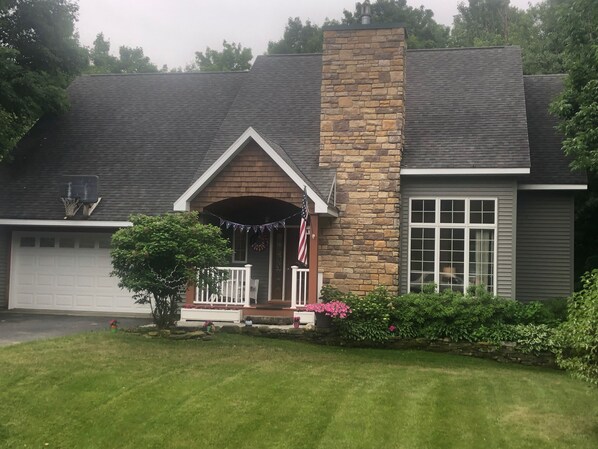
(9, 231), (149, 314)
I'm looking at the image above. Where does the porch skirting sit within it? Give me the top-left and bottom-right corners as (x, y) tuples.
(180, 308), (243, 323)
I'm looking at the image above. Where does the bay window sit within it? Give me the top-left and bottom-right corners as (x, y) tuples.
(409, 198), (497, 294)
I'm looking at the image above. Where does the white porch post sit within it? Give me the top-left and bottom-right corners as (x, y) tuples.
(290, 265), (298, 309)
(244, 264), (252, 307)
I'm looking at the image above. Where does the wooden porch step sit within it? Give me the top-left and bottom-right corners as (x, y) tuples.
(255, 300), (291, 309)
(242, 307), (294, 318)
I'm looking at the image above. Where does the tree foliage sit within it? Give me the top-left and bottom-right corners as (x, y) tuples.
(187, 40), (252, 72)
(0, 0), (87, 161)
(450, 0), (565, 74)
(86, 32), (158, 74)
(343, 0), (450, 49)
(110, 212), (231, 328)
(556, 269), (598, 385)
(268, 18), (324, 55)
(549, 0), (598, 172)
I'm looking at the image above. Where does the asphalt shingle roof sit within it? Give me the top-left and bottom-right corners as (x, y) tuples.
(0, 46), (583, 222)
(0, 72), (247, 221)
(196, 54), (334, 200)
(523, 75), (586, 184)
(403, 46), (531, 169)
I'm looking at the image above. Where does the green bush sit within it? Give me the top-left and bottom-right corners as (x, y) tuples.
(556, 269), (598, 385)
(388, 290), (556, 342)
(334, 288), (392, 343)
(473, 324), (558, 354)
(111, 212), (231, 328)
(320, 284), (346, 303)
(323, 284), (565, 347)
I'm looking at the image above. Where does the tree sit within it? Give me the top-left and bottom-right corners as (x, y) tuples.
(450, 0), (562, 74)
(187, 40), (252, 72)
(87, 32), (158, 74)
(343, 1), (450, 49)
(451, 0), (513, 47)
(111, 212), (231, 328)
(0, 0), (87, 161)
(268, 18), (324, 54)
(550, 0), (598, 172)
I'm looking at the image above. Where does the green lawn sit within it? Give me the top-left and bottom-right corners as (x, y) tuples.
(0, 332), (597, 449)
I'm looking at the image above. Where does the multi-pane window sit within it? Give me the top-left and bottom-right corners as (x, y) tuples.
(409, 198), (497, 294)
(232, 230), (248, 263)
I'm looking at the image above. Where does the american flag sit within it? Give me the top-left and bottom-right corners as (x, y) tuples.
(298, 187), (309, 266)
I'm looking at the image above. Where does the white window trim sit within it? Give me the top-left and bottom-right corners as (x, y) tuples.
(402, 168), (529, 175)
(518, 184), (587, 190)
(407, 197), (498, 295)
(232, 230), (248, 264)
(0, 219), (131, 228)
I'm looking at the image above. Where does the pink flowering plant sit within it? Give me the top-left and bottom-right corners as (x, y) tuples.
(305, 301), (351, 319)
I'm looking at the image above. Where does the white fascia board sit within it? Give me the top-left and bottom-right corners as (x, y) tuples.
(173, 126), (332, 215)
(0, 219), (132, 227)
(518, 184), (588, 191)
(401, 168), (531, 175)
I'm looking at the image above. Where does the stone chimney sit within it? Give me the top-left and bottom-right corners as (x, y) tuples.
(319, 23), (406, 294)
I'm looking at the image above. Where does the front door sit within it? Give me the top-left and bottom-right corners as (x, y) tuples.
(270, 228), (301, 301)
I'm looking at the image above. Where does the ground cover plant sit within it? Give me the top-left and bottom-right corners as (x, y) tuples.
(1, 332), (597, 449)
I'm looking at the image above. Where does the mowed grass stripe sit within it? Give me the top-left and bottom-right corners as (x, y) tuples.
(0, 332), (596, 449)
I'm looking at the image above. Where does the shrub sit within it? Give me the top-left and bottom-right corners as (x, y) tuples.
(111, 212), (231, 328)
(320, 284), (345, 303)
(335, 288), (393, 343)
(473, 324), (558, 354)
(556, 269), (598, 385)
(389, 290), (562, 342)
(322, 284), (565, 347)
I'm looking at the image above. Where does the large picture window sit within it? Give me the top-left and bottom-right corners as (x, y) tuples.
(409, 198), (497, 294)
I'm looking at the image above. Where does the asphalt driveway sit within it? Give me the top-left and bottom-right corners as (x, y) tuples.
(0, 312), (152, 347)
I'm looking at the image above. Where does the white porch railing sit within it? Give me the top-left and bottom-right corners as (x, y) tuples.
(290, 265), (309, 309)
(195, 264), (252, 307)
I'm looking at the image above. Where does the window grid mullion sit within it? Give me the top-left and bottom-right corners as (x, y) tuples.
(464, 199), (470, 293)
(434, 200), (440, 290)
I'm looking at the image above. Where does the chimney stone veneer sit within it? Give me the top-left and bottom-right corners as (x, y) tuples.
(319, 25), (406, 294)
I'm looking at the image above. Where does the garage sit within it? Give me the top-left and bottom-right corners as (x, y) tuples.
(9, 231), (148, 313)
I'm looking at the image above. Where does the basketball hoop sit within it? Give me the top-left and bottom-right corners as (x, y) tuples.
(59, 175), (100, 219)
(60, 197), (82, 218)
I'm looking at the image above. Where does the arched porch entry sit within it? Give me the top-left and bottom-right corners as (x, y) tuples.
(202, 196), (309, 305)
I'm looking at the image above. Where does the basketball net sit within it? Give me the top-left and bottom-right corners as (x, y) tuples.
(60, 197), (81, 218)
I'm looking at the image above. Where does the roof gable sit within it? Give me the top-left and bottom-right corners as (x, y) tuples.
(174, 127), (336, 215)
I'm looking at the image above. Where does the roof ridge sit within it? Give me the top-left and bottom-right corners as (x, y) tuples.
(262, 53), (323, 57)
(82, 71), (249, 77)
(523, 73), (566, 78)
(407, 45), (518, 53)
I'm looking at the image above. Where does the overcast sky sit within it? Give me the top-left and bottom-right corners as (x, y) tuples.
(76, 0), (540, 69)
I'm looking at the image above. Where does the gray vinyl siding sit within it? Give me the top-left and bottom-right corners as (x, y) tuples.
(0, 227), (10, 309)
(400, 177), (518, 298)
(516, 191), (574, 300)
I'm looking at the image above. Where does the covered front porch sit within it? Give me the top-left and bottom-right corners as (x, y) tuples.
(181, 196), (322, 323)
